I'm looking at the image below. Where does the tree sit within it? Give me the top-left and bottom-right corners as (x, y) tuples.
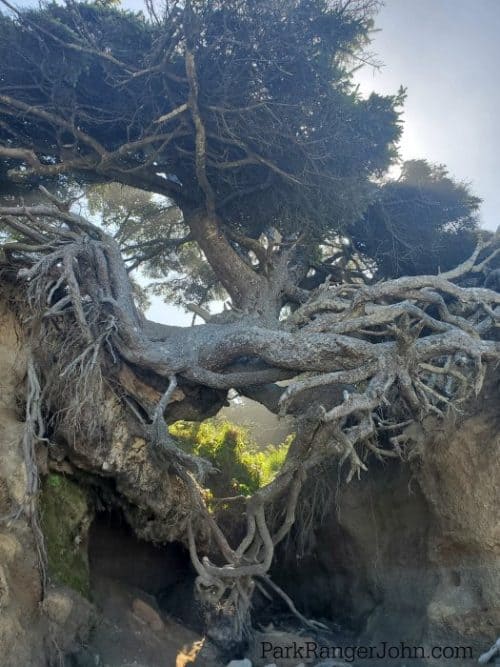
(0, 0), (404, 311)
(1, 0), (499, 651)
(85, 182), (227, 311)
(350, 159), (481, 278)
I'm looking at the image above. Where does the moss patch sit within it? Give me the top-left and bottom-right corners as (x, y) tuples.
(40, 473), (92, 597)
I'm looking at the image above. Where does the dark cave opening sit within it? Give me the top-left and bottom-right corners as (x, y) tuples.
(87, 509), (202, 631)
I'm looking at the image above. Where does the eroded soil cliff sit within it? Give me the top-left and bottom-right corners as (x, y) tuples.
(1, 298), (499, 667)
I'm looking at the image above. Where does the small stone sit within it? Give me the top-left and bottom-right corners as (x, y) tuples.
(131, 598), (164, 632)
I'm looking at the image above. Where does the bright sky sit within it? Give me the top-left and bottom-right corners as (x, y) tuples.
(7, 0), (500, 324)
(355, 0), (500, 233)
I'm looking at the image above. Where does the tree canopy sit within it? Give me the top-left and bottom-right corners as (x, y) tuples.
(0, 0), (401, 224)
(351, 159), (481, 278)
(0, 0), (405, 307)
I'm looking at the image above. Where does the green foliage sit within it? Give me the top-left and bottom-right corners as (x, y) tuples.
(40, 473), (91, 597)
(0, 1), (482, 294)
(0, 0), (402, 238)
(349, 160), (481, 278)
(86, 182), (226, 307)
(169, 419), (291, 497)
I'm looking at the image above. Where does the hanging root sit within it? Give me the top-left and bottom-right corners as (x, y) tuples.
(21, 355), (47, 592)
(148, 375), (214, 481)
(257, 574), (329, 631)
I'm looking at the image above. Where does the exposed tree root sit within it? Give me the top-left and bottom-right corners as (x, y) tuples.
(2, 190), (500, 643)
(22, 355), (48, 592)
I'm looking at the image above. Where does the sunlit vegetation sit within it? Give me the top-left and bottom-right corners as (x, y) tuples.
(170, 419), (292, 497)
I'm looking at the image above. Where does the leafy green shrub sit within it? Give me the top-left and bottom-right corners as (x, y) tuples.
(169, 419), (292, 497)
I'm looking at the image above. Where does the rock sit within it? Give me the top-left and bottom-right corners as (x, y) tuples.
(43, 585), (96, 661)
(132, 598), (164, 632)
(277, 389), (500, 658)
(226, 660), (252, 667)
(43, 588), (74, 625)
(0, 532), (21, 564)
